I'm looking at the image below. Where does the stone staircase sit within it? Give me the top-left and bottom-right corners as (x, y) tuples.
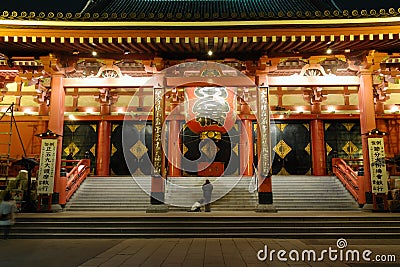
(272, 175), (360, 211)
(65, 176), (151, 211)
(65, 175), (359, 212)
(11, 215), (400, 239)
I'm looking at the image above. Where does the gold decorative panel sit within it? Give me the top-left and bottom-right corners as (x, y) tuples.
(130, 140), (148, 159)
(64, 142), (79, 156)
(90, 144), (96, 156)
(325, 123), (331, 131)
(90, 124), (97, 131)
(343, 141), (358, 156)
(343, 123), (355, 131)
(304, 143), (311, 155)
(326, 143), (332, 155)
(232, 144), (239, 156)
(111, 144), (117, 156)
(134, 124), (146, 132)
(182, 144), (188, 155)
(67, 125), (79, 133)
(112, 125), (119, 132)
(303, 123), (309, 131)
(278, 123), (288, 131)
(200, 141), (219, 159)
(277, 167), (290, 175)
(273, 140), (292, 159)
(133, 168), (145, 176)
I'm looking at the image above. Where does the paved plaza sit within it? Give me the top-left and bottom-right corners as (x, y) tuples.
(1, 237), (400, 266)
(0, 211), (399, 266)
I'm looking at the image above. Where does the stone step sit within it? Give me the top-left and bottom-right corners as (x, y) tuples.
(67, 175), (359, 211)
(9, 216), (400, 239)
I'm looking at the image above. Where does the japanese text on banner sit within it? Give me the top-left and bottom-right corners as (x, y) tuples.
(368, 138), (388, 194)
(37, 139), (57, 194)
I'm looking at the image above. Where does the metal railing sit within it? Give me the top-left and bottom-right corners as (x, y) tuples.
(332, 158), (366, 206)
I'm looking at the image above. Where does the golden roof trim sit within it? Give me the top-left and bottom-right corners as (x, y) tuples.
(0, 7), (400, 24)
(0, 16), (400, 28)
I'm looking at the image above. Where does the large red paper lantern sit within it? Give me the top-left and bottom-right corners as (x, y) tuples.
(184, 86), (237, 135)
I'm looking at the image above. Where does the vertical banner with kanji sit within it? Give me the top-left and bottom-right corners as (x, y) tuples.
(37, 139), (57, 194)
(368, 137), (388, 194)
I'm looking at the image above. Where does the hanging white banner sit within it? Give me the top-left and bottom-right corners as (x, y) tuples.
(368, 137), (388, 194)
(37, 139), (57, 194)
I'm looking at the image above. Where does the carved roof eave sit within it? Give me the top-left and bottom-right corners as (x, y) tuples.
(1, 10), (400, 30)
(268, 69), (357, 77)
(1, 7), (400, 23)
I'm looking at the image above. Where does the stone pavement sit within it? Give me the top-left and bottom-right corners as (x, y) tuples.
(1, 238), (400, 266)
(1, 211), (400, 266)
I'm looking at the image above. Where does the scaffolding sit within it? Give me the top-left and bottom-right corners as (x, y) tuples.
(0, 103), (26, 184)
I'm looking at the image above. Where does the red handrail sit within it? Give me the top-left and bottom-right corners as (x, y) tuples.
(332, 158), (366, 205)
(62, 158), (90, 202)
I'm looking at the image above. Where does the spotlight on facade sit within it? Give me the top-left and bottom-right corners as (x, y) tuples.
(326, 48), (332, 54)
(328, 106), (336, 113)
(207, 50), (213, 56)
(72, 49), (79, 55)
(92, 51), (98, 56)
(391, 105), (399, 113)
(123, 50), (130, 55)
(364, 128), (387, 136)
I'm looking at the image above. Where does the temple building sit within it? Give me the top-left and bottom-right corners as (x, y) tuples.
(0, 0), (399, 211)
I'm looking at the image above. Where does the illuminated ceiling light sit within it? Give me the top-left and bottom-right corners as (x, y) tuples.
(327, 106), (336, 113)
(292, 48), (300, 54)
(390, 105), (399, 113)
(72, 49), (79, 55)
(207, 50), (213, 56)
(92, 51), (98, 56)
(344, 49), (351, 53)
(326, 48), (332, 54)
(123, 50), (130, 55)
(24, 108), (34, 115)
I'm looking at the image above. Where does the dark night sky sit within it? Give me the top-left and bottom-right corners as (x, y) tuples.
(335, 0), (400, 10)
(0, 0), (88, 13)
(0, 1), (399, 13)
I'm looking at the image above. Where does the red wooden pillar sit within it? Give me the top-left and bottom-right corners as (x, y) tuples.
(96, 99), (112, 176)
(47, 72), (65, 200)
(240, 103), (254, 176)
(167, 119), (182, 176)
(358, 70), (377, 204)
(310, 119), (326, 175)
(311, 102), (321, 114)
(96, 120), (111, 176)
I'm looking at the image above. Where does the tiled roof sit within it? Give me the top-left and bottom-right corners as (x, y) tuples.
(1, 0), (399, 21)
